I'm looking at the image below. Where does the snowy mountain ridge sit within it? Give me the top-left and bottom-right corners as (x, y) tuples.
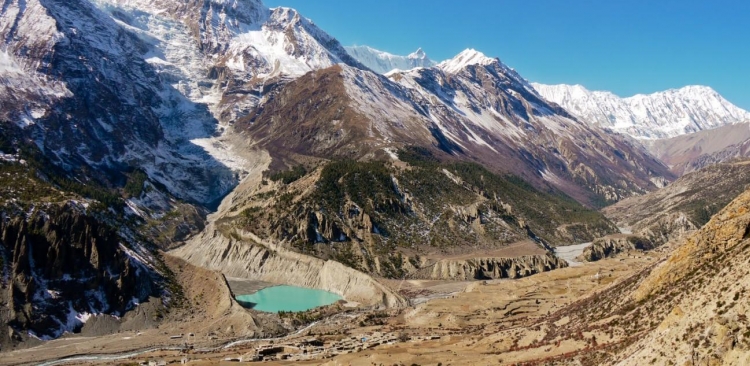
(347, 46), (542, 98)
(0, 0), (673, 207)
(532, 83), (750, 140)
(437, 48), (496, 73)
(0, 0), (369, 206)
(345, 45), (436, 74)
(242, 44), (673, 204)
(95, 0), (364, 121)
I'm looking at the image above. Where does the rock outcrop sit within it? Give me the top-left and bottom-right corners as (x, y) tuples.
(414, 254), (567, 281)
(612, 187), (750, 365)
(0, 204), (157, 341)
(632, 189), (750, 302)
(171, 226), (407, 308)
(578, 234), (654, 262)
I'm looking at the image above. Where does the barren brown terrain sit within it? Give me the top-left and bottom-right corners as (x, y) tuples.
(3, 247), (660, 365)
(7, 182), (750, 366)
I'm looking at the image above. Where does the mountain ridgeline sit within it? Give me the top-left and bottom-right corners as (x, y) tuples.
(644, 122), (750, 175)
(240, 55), (674, 207)
(1, 0), (675, 213)
(531, 83), (750, 140)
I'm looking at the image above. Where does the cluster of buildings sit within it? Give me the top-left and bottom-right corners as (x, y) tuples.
(232, 332), (441, 362)
(134, 332), (444, 364)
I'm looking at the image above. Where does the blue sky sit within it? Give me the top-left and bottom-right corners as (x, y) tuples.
(264, 0), (750, 109)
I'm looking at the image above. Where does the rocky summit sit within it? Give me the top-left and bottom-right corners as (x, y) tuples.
(0, 0), (748, 364)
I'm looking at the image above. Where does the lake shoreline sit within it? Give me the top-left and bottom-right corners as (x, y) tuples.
(225, 277), (277, 297)
(234, 285), (343, 313)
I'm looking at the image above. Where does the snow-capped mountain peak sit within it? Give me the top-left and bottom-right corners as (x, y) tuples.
(408, 47), (427, 60)
(344, 45), (436, 74)
(533, 83), (750, 139)
(0, 0), (366, 205)
(438, 48), (497, 73)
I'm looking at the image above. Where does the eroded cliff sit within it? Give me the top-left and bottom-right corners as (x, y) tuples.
(0, 204), (158, 342)
(172, 226), (407, 308)
(413, 254), (567, 281)
(578, 234), (654, 262)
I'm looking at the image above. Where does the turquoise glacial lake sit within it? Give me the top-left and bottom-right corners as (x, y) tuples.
(235, 285), (343, 313)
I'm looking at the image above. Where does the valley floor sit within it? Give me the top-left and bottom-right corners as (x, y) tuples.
(2, 249), (662, 365)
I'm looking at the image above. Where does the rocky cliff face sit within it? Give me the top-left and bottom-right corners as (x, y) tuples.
(94, 0), (364, 122)
(0, 204), (157, 341)
(578, 234), (654, 262)
(0, 140), (176, 345)
(171, 226), (406, 308)
(0, 0), (239, 205)
(414, 254), (567, 281)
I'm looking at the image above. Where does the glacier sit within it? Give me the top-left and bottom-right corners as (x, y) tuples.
(345, 45), (436, 74)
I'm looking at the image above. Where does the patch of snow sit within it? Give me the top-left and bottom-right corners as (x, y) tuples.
(17, 114), (35, 128)
(124, 200), (147, 218)
(441, 169), (462, 185)
(76, 312), (93, 324)
(314, 224), (324, 243)
(383, 148), (399, 160)
(190, 137), (251, 172)
(68, 200), (91, 210)
(145, 56), (171, 65)
(540, 169), (566, 186)
(30, 108), (46, 119)
(0, 153), (20, 163)
(0, 50), (25, 75)
(116, 243), (154, 285)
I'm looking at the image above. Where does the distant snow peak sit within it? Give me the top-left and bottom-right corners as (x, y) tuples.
(408, 47), (427, 60)
(344, 45), (436, 74)
(438, 48), (497, 74)
(533, 83), (750, 140)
